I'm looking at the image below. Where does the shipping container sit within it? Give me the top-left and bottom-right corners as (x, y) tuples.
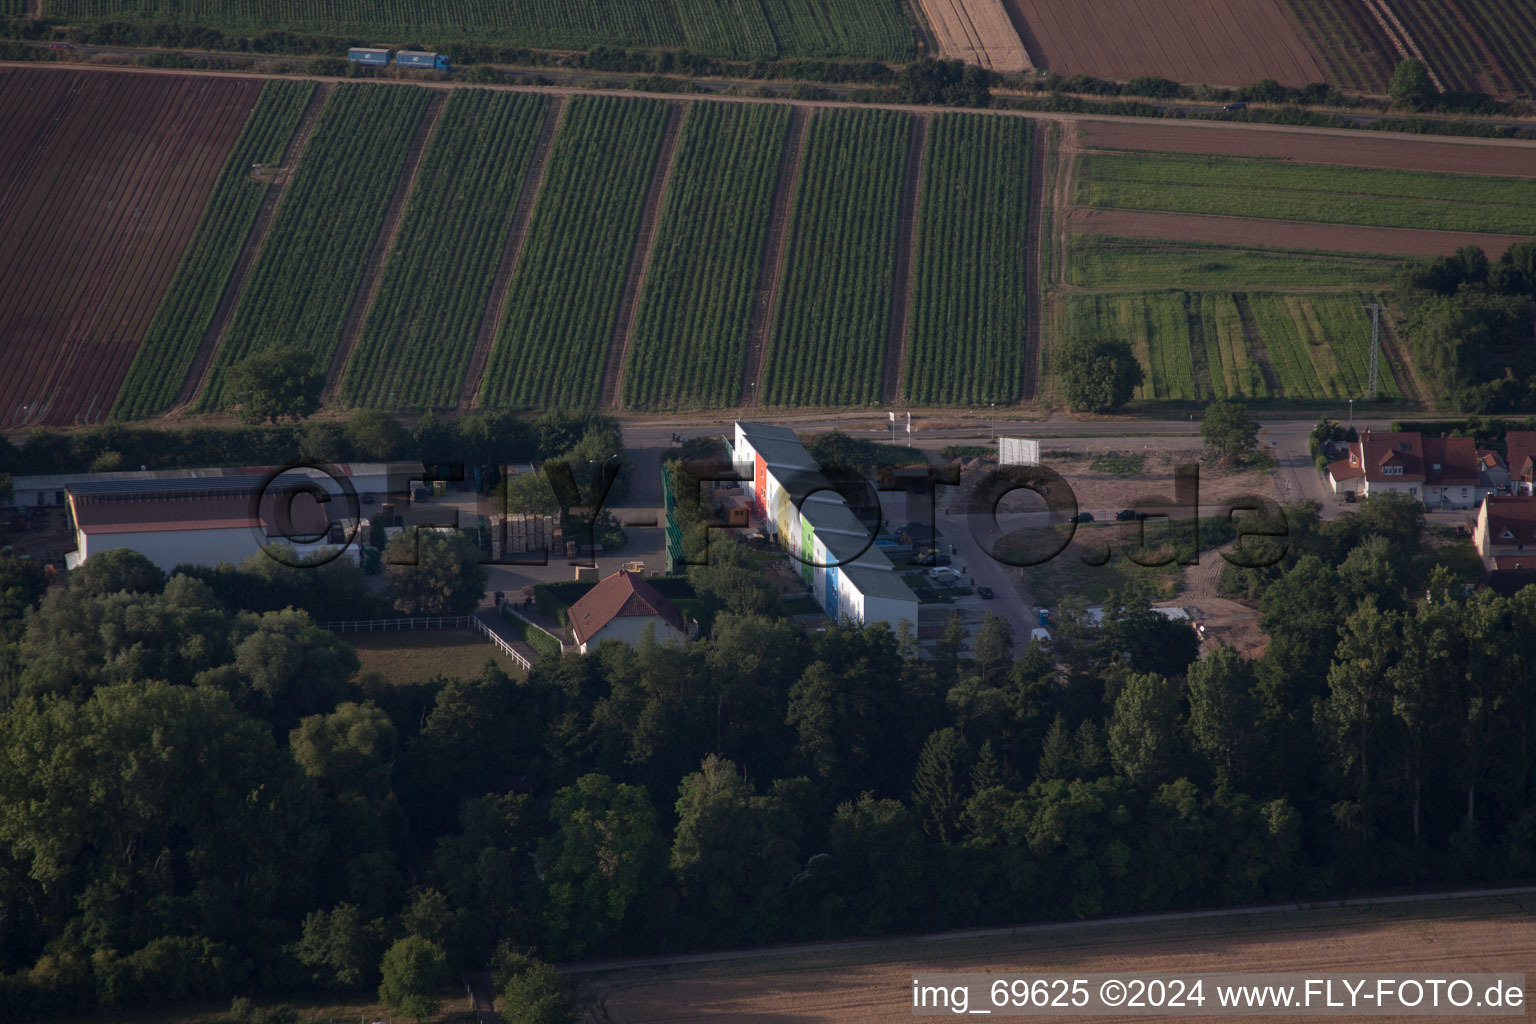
(347, 47), (391, 66)
(395, 50), (451, 71)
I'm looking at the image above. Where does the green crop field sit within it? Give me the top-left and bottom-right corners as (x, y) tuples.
(902, 115), (1032, 406)
(762, 107), (910, 406)
(1281, 0), (1394, 93)
(621, 103), (789, 410)
(198, 84), (431, 410)
(1066, 290), (1400, 403)
(1078, 152), (1536, 234)
(1391, 0), (1536, 97)
(339, 91), (549, 410)
(110, 81), (314, 421)
(479, 95), (669, 410)
(1065, 236), (1400, 291)
(44, 0), (915, 60)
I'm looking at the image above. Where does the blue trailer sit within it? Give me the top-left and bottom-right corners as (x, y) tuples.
(395, 50), (451, 71)
(347, 47), (391, 66)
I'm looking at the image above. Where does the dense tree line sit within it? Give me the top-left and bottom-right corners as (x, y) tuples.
(1393, 240), (1536, 412)
(0, 492), (1533, 1017)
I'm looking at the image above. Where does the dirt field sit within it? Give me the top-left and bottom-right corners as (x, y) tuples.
(582, 893), (1535, 1022)
(914, 0), (1033, 72)
(1079, 119), (1536, 178)
(0, 68), (257, 428)
(1065, 207), (1531, 259)
(1003, 0), (1324, 86)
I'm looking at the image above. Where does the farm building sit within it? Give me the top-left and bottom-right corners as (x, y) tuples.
(15, 461), (414, 508)
(567, 570), (689, 655)
(64, 474), (350, 572)
(731, 421), (918, 633)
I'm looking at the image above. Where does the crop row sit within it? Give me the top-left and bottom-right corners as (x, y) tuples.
(762, 108), (910, 406)
(621, 102), (789, 410)
(1065, 235), (1400, 291)
(1388, 0), (1499, 95)
(1455, 0), (1536, 97)
(1280, 0), (1392, 93)
(198, 84), (432, 410)
(902, 115), (1032, 406)
(1079, 152), (1536, 234)
(340, 91), (550, 410)
(1065, 291), (1401, 403)
(45, 0), (914, 59)
(109, 81), (315, 421)
(479, 95), (669, 410)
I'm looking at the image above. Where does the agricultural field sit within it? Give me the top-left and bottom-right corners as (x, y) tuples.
(1065, 236), (1400, 290)
(1066, 290), (1400, 402)
(1077, 151), (1536, 235)
(110, 81), (315, 421)
(621, 103), (790, 410)
(0, 69), (259, 428)
(902, 115), (1033, 405)
(479, 95), (670, 410)
(198, 84), (432, 410)
(761, 108), (910, 406)
(1389, 0), (1536, 98)
(1002, 0), (1324, 86)
(1280, 0), (1395, 93)
(339, 91), (550, 410)
(43, 0), (917, 59)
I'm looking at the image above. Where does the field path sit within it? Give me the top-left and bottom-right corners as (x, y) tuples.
(1064, 208), (1533, 260)
(600, 101), (685, 410)
(1233, 294), (1284, 396)
(461, 96), (565, 410)
(173, 81), (331, 412)
(325, 90), (445, 404)
(882, 115), (927, 405)
(740, 105), (809, 407)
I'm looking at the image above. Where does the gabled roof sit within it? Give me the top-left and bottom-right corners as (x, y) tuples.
(1506, 431), (1536, 482)
(1482, 496), (1536, 546)
(1421, 436), (1478, 487)
(1477, 450), (1507, 472)
(68, 477), (331, 538)
(1352, 431), (1424, 483)
(1328, 458), (1365, 483)
(568, 571), (686, 646)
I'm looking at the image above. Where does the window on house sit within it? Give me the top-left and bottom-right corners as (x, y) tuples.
(1401, 442), (1411, 451)
(1432, 463), (1441, 471)
(1504, 529), (1516, 540)
(1410, 487), (1417, 495)
(1462, 488), (1469, 497)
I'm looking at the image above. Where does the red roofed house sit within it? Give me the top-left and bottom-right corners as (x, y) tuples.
(1474, 495), (1536, 572)
(567, 570), (689, 655)
(1505, 431), (1536, 496)
(1325, 430), (1479, 509)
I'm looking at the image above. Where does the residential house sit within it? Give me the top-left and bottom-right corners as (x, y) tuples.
(1473, 495), (1536, 572)
(1325, 430), (1479, 509)
(566, 570), (688, 655)
(1506, 431), (1536, 496)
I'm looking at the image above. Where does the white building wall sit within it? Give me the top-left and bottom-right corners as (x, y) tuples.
(862, 591), (917, 635)
(579, 614), (686, 654)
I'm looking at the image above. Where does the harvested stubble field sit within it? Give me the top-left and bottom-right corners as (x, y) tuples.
(914, 0), (1031, 72)
(583, 893), (1535, 1023)
(1002, 0), (1323, 86)
(0, 68), (259, 428)
(1077, 151), (1536, 235)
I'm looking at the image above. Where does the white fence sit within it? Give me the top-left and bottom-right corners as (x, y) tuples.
(320, 615), (531, 670)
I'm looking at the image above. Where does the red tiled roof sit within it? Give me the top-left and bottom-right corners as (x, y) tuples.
(1328, 459), (1365, 482)
(1507, 431), (1536, 482)
(1353, 431), (1424, 483)
(568, 571), (686, 646)
(1483, 496), (1536, 546)
(1478, 450), (1507, 472)
(1421, 436), (1478, 487)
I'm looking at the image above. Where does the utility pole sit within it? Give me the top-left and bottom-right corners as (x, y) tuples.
(1363, 303), (1386, 401)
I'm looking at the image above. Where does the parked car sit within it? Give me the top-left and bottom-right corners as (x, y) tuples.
(928, 566), (961, 582)
(912, 550), (952, 567)
(1115, 509), (1136, 521)
(1072, 512), (1094, 523)
(1344, 491), (1357, 503)
(977, 586), (995, 600)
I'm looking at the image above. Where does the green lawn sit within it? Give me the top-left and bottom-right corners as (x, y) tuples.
(1065, 235), (1400, 290)
(348, 628), (523, 682)
(1077, 152), (1536, 234)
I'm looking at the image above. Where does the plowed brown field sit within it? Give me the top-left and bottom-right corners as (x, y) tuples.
(584, 894), (1535, 1022)
(0, 68), (257, 427)
(1003, 0), (1324, 86)
(1080, 119), (1536, 178)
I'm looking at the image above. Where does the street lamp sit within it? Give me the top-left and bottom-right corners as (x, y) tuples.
(990, 403), (996, 440)
(1348, 398), (1353, 433)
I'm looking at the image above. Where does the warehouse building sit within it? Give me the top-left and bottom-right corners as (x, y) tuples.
(731, 421), (918, 633)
